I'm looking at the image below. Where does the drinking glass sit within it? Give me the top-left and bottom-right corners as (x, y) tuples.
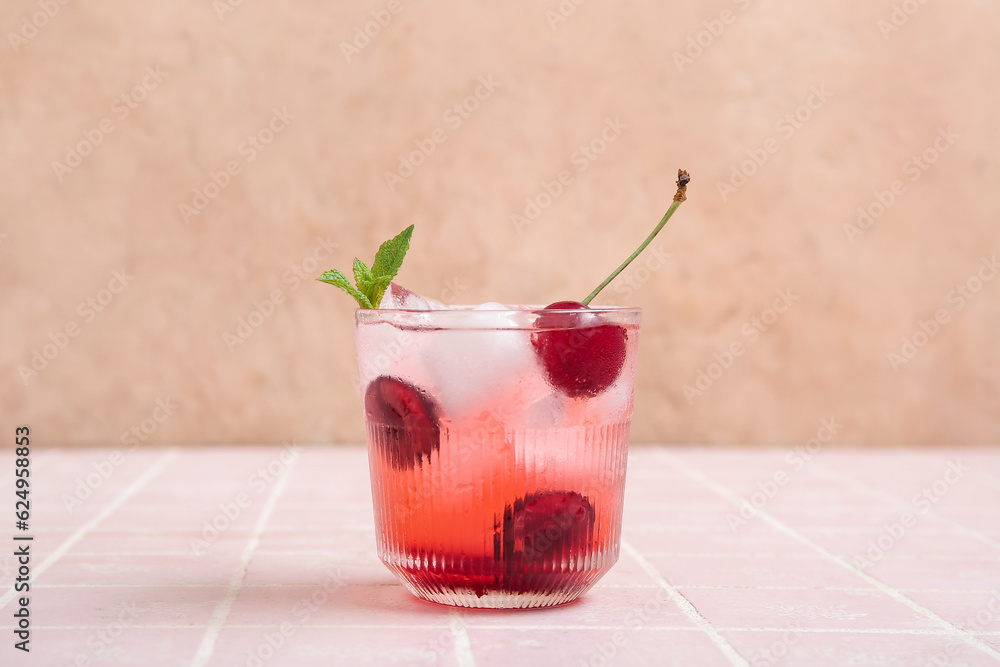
(355, 305), (641, 608)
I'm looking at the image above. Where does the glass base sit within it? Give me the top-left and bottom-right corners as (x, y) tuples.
(402, 585), (590, 609)
(384, 559), (613, 609)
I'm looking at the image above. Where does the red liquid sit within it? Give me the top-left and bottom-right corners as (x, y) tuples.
(356, 310), (640, 608)
(367, 420), (631, 607)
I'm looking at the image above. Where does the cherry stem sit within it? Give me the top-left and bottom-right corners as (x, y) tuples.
(581, 169), (690, 306)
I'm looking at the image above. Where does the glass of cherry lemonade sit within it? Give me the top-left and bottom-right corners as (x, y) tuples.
(355, 300), (641, 608)
(324, 170), (690, 608)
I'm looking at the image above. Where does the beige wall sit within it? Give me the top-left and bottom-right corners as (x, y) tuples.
(2, 1), (998, 446)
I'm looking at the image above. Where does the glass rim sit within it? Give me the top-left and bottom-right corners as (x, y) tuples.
(355, 305), (642, 329)
(356, 305), (642, 314)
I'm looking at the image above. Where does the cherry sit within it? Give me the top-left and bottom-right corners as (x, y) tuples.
(531, 301), (628, 398)
(502, 490), (595, 566)
(364, 375), (441, 469)
(530, 171), (690, 397)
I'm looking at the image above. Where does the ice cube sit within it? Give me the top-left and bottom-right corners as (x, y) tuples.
(512, 392), (567, 429)
(419, 305), (540, 420)
(381, 282), (448, 310)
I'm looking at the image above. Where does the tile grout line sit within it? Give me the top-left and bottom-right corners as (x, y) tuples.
(47, 550), (999, 562)
(633, 552), (1000, 561)
(901, 445), (1000, 492)
(189, 452), (299, 667)
(449, 610), (477, 667)
(621, 540), (750, 666)
(5, 623), (1000, 634)
(23, 583), (1000, 595)
(14, 525), (373, 535)
(660, 450), (1000, 663)
(0, 449), (177, 611)
(811, 460), (1000, 552)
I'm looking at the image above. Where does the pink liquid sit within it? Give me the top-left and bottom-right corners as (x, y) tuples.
(357, 310), (639, 608)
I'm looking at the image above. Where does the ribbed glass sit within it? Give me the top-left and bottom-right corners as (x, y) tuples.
(356, 306), (640, 608)
(367, 421), (631, 608)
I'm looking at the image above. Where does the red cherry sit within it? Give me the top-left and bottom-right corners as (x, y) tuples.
(364, 375), (441, 469)
(531, 301), (628, 398)
(502, 490), (595, 568)
(394, 491), (596, 596)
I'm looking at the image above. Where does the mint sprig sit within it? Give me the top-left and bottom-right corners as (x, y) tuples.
(317, 224), (414, 308)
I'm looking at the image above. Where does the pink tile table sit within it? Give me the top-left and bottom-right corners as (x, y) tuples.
(3, 445), (999, 666)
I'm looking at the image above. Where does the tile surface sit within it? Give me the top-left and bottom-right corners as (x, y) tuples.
(2, 444), (999, 665)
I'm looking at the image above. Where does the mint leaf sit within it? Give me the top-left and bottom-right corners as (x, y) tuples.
(369, 275), (394, 308)
(317, 225), (414, 308)
(353, 258), (395, 308)
(353, 258), (374, 297)
(317, 269), (373, 308)
(371, 224), (414, 283)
